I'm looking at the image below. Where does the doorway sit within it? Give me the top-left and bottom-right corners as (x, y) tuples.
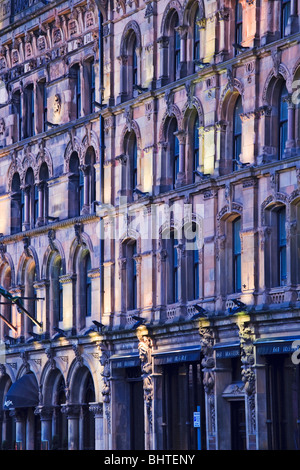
(231, 400), (246, 450)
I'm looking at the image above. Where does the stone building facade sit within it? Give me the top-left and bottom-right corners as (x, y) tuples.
(0, 0), (299, 451)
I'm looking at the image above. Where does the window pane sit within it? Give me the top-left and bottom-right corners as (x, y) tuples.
(193, 7), (200, 62)
(233, 217), (241, 293)
(132, 137), (138, 189)
(193, 248), (199, 299)
(233, 218), (241, 255)
(235, 2), (243, 49)
(174, 26), (180, 75)
(281, 0), (291, 36)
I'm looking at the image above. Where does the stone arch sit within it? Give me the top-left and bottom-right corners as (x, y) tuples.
(67, 357), (99, 404)
(7, 155), (23, 193)
(36, 148), (53, 181)
(119, 228), (141, 256)
(161, 0), (184, 34)
(261, 193), (289, 226)
(68, 232), (94, 274)
(182, 95), (204, 128)
(0, 252), (15, 287)
(262, 67), (292, 106)
(120, 119), (142, 154)
(217, 203), (243, 235)
(81, 132), (100, 163)
(183, 0), (205, 23)
(16, 245), (40, 286)
(120, 20), (142, 56)
(159, 104), (183, 143)
(219, 78), (244, 119)
(41, 363), (66, 406)
(64, 136), (82, 173)
(41, 240), (66, 280)
(21, 153), (37, 185)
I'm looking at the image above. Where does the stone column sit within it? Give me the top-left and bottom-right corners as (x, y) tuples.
(156, 37), (169, 88)
(215, 121), (227, 176)
(216, 8), (229, 60)
(12, 410), (25, 450)
(137, 325), (154, 450)
(238, 319), (257, 450)
(197, 18), (206, 63)
(115, 154), (128, 202)
(79, 164), (90, 214)
(36, 182), (44, 227)
(99, 342), (111, 450)
(176, 26), (187, 78)
(174, 130), (186, 186)
(116, 55), (128, 103)
(199, 324), (216, 450)
(35, 406), (53, 450)
(21, 184), (31, 231)
(284, 95), (296, 156)
(61, 404), (80, 450)
(89, 403), (104, 450)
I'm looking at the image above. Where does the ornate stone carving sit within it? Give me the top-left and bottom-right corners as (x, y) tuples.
(238, 321), (256, 434)
(99, 342), (111, 433)
(53, 94), (61, 115)
(137, 326), (153, 433)
(72, 343), (83, 367)
(199, 326), (216, 437)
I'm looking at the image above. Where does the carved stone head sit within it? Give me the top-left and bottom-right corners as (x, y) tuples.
(53, 94), (61, 114)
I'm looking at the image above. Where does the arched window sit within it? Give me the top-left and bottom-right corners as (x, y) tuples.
(233, 217), (241, 293)
(24, 84), (35, 138)
(84, 253), (92, 317)
(193, 115), (199, 182)
(173, 128), (179, 188)
(132, 37), (138, 88)
(36, 162), (49, 226)
(122, 130), (139, 199)
(185, 222), (201, 301)
(158, 9), (181, 85)
(0, 266), (12, 339)
(70, 64), (81, 119)
(278, 84), (288, 159)
(68, 152), (81, 217)
(76, 249), (92, 330)
(50, 255), (64, 328)
(132, 135), (138, 191)
(10, 172), (22, 234)
(118, 24), (141, 103)
(193, 6), (200, 70)
(166, 118), (179, 188)
(120, 239), (138, 312)
(82, 147), (97, 213)
(235, 1), (243, 54)
(83, 59), (96, 115)
(12, 90), (22, 141)
(23, 168), (36, 230)
(218, 213), (243, 296)
(167, 230), (179, 304)
(277, 207), (287, 286)
(281, 0), (291, 37)
(174, 17), (181, 80)
(263, 204), (288, 289)
(89, 59), (95, 114)
(233, 96), (243, 170)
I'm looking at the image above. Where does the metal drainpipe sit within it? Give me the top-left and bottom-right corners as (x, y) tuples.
(98, 10), (104, 324)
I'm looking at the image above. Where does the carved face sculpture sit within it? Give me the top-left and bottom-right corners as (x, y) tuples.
(0, 117), (5, 135)
(53, 94), (61, 114)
